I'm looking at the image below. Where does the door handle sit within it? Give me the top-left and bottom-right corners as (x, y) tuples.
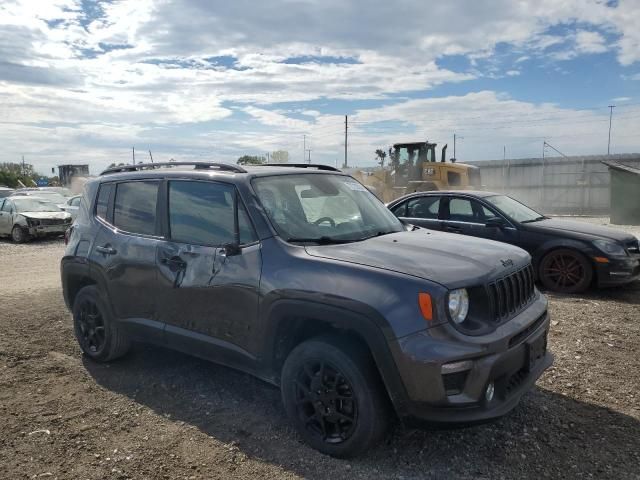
(95, 245), (117, 255)
(161, 256), (187, 269)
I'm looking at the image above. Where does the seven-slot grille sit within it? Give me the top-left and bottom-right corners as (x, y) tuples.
(487, 264), (536, 322)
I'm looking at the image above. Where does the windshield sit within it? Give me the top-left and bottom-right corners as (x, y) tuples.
(30, 191), (67, 204)
(485, 195), (544, 223)
(14, 198), (62, 212)
(252, 174), (404, 243)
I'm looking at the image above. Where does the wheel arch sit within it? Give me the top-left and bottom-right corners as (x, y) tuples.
(532, 239), (596, 277)
(261, 298), (410, 417)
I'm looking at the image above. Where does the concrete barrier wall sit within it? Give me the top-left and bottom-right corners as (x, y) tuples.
(466, 154), (640, 215)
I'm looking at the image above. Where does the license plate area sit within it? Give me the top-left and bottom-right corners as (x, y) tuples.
(526, 331), (547, 372)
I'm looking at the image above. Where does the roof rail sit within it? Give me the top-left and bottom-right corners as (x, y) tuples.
(255, 163), (341, 172)
(100, 162), (246, 176)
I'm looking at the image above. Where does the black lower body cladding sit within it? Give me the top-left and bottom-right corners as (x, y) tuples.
(392, 294), (553, 424)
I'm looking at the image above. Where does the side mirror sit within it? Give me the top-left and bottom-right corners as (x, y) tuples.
(485, 217), (505, 228)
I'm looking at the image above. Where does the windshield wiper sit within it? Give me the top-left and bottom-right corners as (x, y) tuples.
(356, 230), (398, 241)
(286, 236), (355, 245)
(521, 216), (548, 223)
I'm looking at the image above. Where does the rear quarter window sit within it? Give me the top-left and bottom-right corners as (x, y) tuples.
(95, 183), (114, 221)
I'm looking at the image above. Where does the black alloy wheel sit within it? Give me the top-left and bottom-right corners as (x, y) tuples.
(294, 361), (357, 444)
(72, 286), (130, 362)
(539, 248), (593, 293)
(76, 298), (106, 355)
(281, 336), (389, 458)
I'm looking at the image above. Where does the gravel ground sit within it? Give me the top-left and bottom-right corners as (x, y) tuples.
(0, 229), (639, 480)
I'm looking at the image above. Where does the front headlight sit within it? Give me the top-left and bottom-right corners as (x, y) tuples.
(448, 288), (469, 324)
(593, 239), (626, 256)
(26, 218), (40, 227)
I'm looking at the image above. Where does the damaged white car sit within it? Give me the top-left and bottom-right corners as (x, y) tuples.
(0, 196), (72, 243)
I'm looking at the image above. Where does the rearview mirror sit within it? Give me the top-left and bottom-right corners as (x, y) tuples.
(485, 217), (505, 228)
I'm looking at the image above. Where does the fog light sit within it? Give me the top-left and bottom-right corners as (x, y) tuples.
(485, 382), (495, 402)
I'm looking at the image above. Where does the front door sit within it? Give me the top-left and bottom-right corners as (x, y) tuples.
(0, 199), (14, 234)
(156, 179), (262, 367)
(442, 196), (519, 245)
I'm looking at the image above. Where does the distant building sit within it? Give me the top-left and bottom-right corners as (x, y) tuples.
(602, 161), (640, 225)
(58, 164), (89, 187)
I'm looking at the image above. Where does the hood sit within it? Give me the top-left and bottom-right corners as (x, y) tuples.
(305, 229), (530, 288)
(20, 211), (71, 220)
(522, 218), (635, 242)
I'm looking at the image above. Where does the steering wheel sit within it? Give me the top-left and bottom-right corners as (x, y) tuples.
(313, 217), (336, 228)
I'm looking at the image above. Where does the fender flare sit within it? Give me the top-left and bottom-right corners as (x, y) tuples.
(259, 294), (411, 416)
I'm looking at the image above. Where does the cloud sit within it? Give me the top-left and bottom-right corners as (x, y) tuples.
(1, 0), (640, 173)
(575, 30), (608, 54)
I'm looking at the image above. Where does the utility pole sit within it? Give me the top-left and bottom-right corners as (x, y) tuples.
(266, 152), (270, 163)
(344, 115), (348, 167)
(306, 149), (312, 164)
(148, 150), (154, 163)
(503, 146), (506, 161)
(453, 133), (463, 160)
(303, 135), (306, 162)
(132, 147), (136, 165)
(21, 155), (25, 175)
(607, 105), (615, 155)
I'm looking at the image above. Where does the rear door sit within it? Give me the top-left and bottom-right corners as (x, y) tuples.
(391, 195), (444, 230)
(89, 180), (163, 339)
(156, 179), (262, 365)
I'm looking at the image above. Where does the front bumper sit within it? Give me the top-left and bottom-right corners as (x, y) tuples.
(393, 294), (553, 424)
(27, 224), (69, 237)
(595, 256), (640, 287)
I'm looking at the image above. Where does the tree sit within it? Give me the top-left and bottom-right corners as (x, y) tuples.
(375, 149), (387, 167)
(237, 155), (266, 165)
(0, 162), (40, 188)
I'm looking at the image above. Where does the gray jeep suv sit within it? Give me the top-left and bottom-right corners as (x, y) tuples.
(61, 162), (553, 457)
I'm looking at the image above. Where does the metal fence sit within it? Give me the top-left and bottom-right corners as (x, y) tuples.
(466, 154), (640, 215)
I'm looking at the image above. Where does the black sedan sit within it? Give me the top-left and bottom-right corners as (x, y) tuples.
(388, 191), (640, 293)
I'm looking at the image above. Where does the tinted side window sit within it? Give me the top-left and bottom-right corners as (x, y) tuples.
(407, 196), (440, 219)
(169, 181), (257, 246)
(448, 198), (481, 223)
(95, 184), (113, 221)
(390, 201), (407, 217)
(71, 197), (81, 207)
(1, 200), (12, 212)
(113, 181), (159, 235)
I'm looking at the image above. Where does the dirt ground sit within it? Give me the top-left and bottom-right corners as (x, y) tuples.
(1, 236), (639, 480)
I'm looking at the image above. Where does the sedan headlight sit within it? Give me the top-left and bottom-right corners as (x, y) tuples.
(26, 218), (40, 227)
(448, 288), (469, 324)
(593, 239), (627, 256)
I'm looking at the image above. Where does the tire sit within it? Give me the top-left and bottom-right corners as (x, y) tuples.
(281, 335), (390, 458)
(72, 285), (130, 362)
(11, 225), (29, 243)
(538, 248), (593, 294)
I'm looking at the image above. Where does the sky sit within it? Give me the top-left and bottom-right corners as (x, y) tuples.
(1, 0), (640, 175)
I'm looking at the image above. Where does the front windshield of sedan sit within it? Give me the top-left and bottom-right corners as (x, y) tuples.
(252, 174), (404, 242)
(31, 191), (66, 204)
(485, 194), (543, 223)
(14, 198), (62, 212)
